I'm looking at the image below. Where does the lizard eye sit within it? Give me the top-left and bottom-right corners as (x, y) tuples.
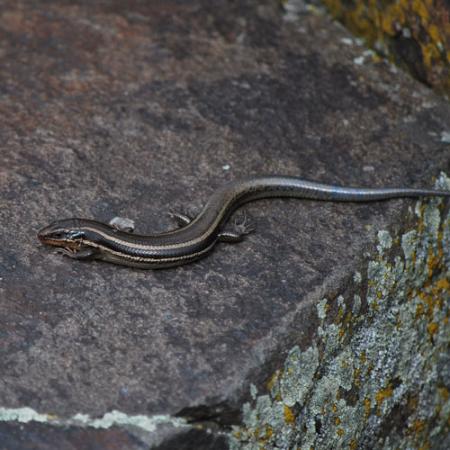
(51, 231), (66, 239)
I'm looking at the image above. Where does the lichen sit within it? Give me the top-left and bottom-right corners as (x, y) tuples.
(229, 173), (450, 449)
(319, 0), (450, 94)
(0, 407), (51, 424)
(0, 407), (188, 434)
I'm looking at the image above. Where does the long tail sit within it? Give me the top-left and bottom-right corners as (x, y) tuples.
(222, 176), (450, 204)
(177, 176), (449, 237)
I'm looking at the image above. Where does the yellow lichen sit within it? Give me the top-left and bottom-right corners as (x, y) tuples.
(418, 442), (431, 450)
(336, 428), (345, 437)
(417, 290), (439, 319)
(410, 418), (426, 434)
(359, 351), (367, 365)
(427, 322), (439, 337)
(436, 278), (449, 291)
(438, 386), (449, 401)
(322, 0), (450, 93)
(375, 383), (393, 414)
(264, 425), (273, 440)
(284, 405), (296, 425)
(266, 369), (281, 392)
(428, 24), (440, 43)
(364, 397), (371, 418)
(412, 0), (430, 23)
(415, 302), (425, 319)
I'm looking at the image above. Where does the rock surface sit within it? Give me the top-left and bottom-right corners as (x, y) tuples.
(0, 1), (449, 448)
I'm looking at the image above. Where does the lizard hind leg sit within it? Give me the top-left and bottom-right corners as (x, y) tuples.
(168, 211), (193, 227)
(167, 207), (200, 228)
(218, 213), (255, 243)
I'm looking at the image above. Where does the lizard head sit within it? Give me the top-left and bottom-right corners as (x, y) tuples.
(38, 219), (88, 254)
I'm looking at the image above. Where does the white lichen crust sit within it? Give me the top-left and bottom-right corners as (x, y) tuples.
(230, 174), (450, 450)
(0, 407), (188, 434)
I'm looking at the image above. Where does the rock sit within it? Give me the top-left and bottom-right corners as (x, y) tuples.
(0, 1), (449, 448)
(321, 0), (450, 94)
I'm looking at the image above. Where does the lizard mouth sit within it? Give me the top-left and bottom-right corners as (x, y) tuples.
(54, 245), (81, 255)
(38, 235), (81, 251)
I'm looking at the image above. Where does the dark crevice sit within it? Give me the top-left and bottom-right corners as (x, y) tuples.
(390, 33), (429, 86)
(176, 401), (241, 430)
(156, 428), (229, 450)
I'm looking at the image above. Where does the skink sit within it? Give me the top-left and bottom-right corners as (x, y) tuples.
(38, 176), (450, 269)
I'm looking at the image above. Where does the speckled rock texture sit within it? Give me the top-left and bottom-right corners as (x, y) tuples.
(0, 1), (449, 449)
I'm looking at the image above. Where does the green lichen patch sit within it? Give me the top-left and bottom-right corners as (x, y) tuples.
(230, 174), (450, 449)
